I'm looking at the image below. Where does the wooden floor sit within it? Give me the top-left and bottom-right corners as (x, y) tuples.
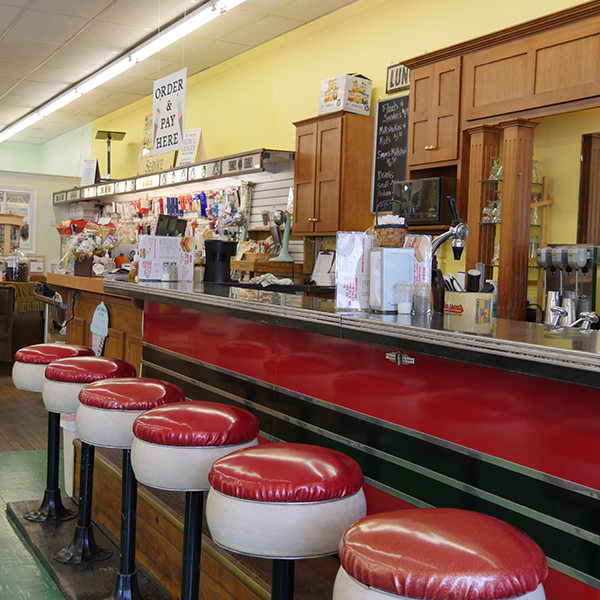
(0, 362), (49, 452)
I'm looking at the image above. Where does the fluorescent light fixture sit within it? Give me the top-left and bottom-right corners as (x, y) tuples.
(0, 0), (248, 144)
(78, 58), (135, 95)
(0, 113), (43, 143)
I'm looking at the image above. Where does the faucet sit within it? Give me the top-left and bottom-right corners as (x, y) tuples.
(568, 311), (599, 332)
(549, 306), (598, 332)
(431, 197), (469, 312)
(430, 198), (469, 258)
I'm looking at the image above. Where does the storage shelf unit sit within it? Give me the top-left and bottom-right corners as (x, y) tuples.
(0, 213), (24, 256)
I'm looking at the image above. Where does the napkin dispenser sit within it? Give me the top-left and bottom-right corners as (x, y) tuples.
(369, 247), (415, 312)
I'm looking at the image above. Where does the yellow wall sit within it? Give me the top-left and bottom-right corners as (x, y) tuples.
(93, 0), (587, 179)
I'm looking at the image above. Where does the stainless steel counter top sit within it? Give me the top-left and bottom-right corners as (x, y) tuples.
(104, 279), (600, 386)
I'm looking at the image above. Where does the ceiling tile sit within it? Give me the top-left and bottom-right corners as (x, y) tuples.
(0, 37), (60, 65)
(68, 20), (151, 52)
(221, 14), (303, 47)
(0, 60), (31, 80)
(45, 44), (118, 71)
(0, 76), (20, 95)
(97, 0), (194, 32)
(9, 78), (65, 100)
(0, 0), (32, 8)
(273, 0), (358, 20)
(24, 64), (82, 85)
(188, 8), (260, 42)
(0, 4), (21, 34)
(120, 78), (155, 96)
(237, 0), (292, 13)
(7, 10), (89, 44)
(29, 0), (114, 19)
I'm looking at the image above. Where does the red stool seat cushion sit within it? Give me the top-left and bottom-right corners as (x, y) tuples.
(339, 509), (548, 600)
(79, 378), (185, 411)
(45, 356), (136, 383)
(15, 343), (94, 364)
(133, 401), (259, 447)
(209, 443), (364, 503)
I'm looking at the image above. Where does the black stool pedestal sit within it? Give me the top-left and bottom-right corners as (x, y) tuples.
(25, 412), (76, 523)
(53, 442), (112, 564)
(272, 559), (295, 600)
(181, 491), (205, 600)
(107, 449), (144, 600)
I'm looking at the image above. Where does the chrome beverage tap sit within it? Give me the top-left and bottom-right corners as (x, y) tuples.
(431, 196), (469, 312)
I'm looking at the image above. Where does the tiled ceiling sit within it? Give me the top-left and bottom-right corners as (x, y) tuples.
(0, 0), (359, 144)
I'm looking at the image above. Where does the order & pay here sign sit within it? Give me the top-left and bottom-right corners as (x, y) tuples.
(152, 67), (187, 155)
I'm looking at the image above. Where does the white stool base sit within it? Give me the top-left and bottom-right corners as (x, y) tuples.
(332, 567), (547, 600)
(131, 437), (258, 492)
(43, 380), (86, 414)
(207, 487), (366, 560)
(12, 362), (47, 393)
(76, 404), (144, 449)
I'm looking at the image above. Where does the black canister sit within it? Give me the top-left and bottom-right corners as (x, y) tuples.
(203, 239), (237, 283)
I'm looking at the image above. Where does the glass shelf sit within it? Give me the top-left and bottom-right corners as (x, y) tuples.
(479, 179), (542, 186)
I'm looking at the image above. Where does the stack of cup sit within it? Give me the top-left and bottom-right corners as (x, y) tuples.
(395, 282), (414, 314)
(413, 282), (432, 315)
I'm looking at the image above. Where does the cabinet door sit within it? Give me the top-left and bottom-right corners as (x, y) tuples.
(408, 56), (461, 165)
(315, 116), (343, 233)
(293, 122), (318, 234)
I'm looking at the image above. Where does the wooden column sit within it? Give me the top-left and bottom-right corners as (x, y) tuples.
(464, 125), (502, 280)
(497, 119), (538, 321)
(577, 132), (600, 244)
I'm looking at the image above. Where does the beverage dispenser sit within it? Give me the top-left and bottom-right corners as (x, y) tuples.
(537, 244), (598, 324)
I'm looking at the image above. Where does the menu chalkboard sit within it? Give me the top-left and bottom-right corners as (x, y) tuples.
(370, 94), (409, 212)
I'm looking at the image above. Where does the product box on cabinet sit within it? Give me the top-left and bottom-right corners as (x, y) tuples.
(318, 74), (372, 116)
(138, 235), (195, 281)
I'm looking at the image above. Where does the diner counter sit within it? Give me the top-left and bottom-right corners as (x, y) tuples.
(103, 277), (600, 597)
(103, 279), (600, 388)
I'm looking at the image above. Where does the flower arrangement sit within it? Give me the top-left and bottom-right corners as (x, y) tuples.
(65, 223), (118, 262)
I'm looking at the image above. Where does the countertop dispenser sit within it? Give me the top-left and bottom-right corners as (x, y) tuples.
(431, 197), (469, 312)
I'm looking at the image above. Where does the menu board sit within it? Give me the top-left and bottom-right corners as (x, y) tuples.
(370, 94), (409, 212)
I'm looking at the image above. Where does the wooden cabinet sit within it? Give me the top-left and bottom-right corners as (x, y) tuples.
(407, 57), (461, 166)
(293, 111), (374, 236)
(463, 14), (600, 123)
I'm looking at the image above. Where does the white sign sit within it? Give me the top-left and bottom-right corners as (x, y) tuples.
(175, 128), (203, 167)
(152, 68), (187, 156)
(81, 158), (98, 186)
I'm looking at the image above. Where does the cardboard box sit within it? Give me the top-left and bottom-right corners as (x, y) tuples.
(138, 235), (195, 281)
(335, 231), (377, 310)
(318, 74), (372, 116)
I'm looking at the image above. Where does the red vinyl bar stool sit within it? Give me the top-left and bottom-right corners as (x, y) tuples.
(12, 343), (95, 523)
(206, 443), (367, 600)
(131, 401), (260, 600)
(333, 509), (548, 600)
(43, 357), (137, 565)
(73, 378), (184, 600)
